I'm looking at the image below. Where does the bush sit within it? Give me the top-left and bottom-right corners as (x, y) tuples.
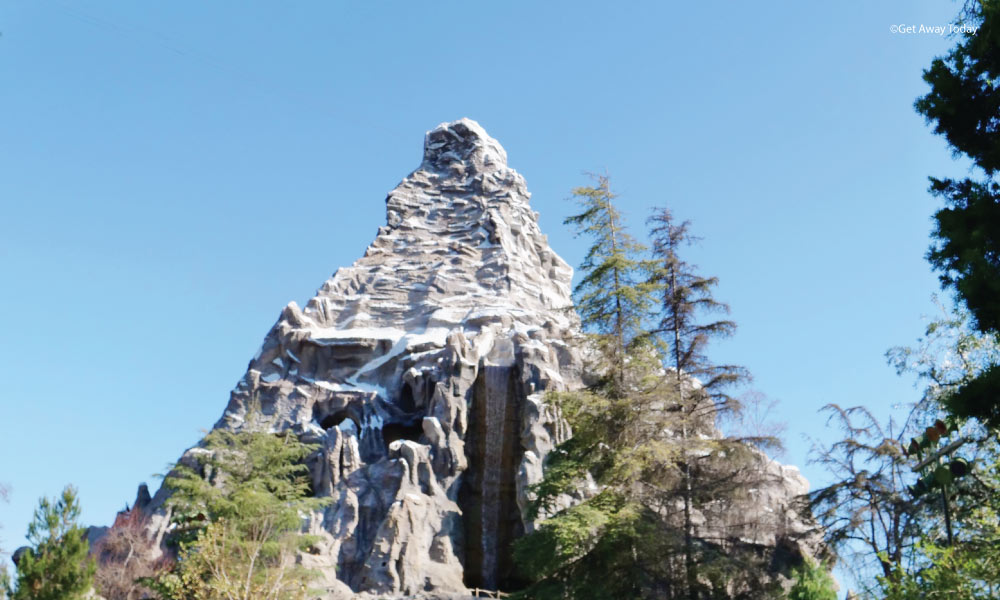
(787, 559), (837, 600)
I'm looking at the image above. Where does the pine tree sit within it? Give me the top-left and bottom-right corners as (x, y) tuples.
(515, 185), (786, 599)
(645, 208), (750, 598)
(8, 486), (95, 600)
(564, 173), (655, 391)
(515, 177), (674, 599)
(147, 408), (328, 600)
(645, 208), (784, 599)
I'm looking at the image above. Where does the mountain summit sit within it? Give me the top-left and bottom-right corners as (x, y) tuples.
(203, 118), (583, 594)
(131, 119), (817, 598)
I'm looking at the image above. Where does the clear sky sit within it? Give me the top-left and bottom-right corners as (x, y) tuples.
(0, 0), (968, 581)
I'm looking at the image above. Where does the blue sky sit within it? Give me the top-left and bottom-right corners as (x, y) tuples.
(0, 0), (967, 582)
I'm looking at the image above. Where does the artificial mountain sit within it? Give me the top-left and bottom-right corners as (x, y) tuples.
(112, 119), (819, 599)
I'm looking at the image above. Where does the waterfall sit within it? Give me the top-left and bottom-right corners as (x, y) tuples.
(480, 365), (509, 590)
(460, 339), (520, 591)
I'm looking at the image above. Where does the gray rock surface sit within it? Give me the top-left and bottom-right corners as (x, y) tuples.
(131, 118), (819, 597)
(145, 119), (585, 596)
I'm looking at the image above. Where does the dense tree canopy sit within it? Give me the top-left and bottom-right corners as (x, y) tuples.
(917, 0), (1000, 427)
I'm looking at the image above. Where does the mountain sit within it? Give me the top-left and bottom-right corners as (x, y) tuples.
(119, 119), (819, 598)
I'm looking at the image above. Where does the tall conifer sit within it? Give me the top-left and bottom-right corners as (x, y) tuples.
(516, 184), (787, 599)
(8, 486), (95, 600)
(564, 174), (655, 392)
(645, 208), (763, 599)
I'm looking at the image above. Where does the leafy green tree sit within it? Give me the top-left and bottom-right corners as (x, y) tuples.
(881, 459), (1000, 600)
(7, 486), (95, 600)
(916, 0), (1000, 427)
(786, 559), (837, 600)
(875, 305), (1000, 599)
(813, 305), (1000, 596)
(147, 411), (328, 600)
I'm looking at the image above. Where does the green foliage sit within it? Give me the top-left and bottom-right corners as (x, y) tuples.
(646, 208), (747, 411)
(516, 184), (783, 599)
(564, 173), (656, 391)
(916, 0), (1000, 427)
(812, 304), (1000, 591)
(7, 486), (95, 600)
(946, 363), (1000, 430)
(812, 303), (1000, 597)
(147, 410), (328, 600)
(786, 560), (837, 600)
(924, 178), (1000, 338)
(881, 469), (1000, 599)
(514, 491), (675, 600)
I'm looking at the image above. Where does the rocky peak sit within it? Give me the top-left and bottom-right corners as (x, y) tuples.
(421, 118), (508, 175)
(131, 119), (818, 598)
(186, 119), (586, 595)
(227, 119), (578, 420)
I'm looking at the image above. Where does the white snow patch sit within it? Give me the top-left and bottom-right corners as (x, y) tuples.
(309, 326), (407, 342)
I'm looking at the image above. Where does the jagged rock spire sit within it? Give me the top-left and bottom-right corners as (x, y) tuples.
(197, 119), (585, 595)
(128, 119), (819, 599)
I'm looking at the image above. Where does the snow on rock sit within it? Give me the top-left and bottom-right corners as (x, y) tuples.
(139, 119), (583, 596)
(132, 119), (818, 597)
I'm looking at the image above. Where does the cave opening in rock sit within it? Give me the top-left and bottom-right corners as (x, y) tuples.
(398, 383), (417, 413)
(382, 421), (423, 449)
(319, 409), (355, 431)
(459, 365), (524, 592)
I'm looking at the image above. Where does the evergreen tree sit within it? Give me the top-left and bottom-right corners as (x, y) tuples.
(515, 186), (788, 599)
(645, 208), (754, 598)
(147, 408), (328, 600)
(916, 0), (1000, 427)
(515, 178), (677, 599)
(563, 173), (656, 391)
(7, 486), (95, 600)
(644, 208), (787, 599)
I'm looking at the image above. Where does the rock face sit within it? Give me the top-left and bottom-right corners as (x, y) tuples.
(212, 118), (583, 595)
(135, 118), (818, 597)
